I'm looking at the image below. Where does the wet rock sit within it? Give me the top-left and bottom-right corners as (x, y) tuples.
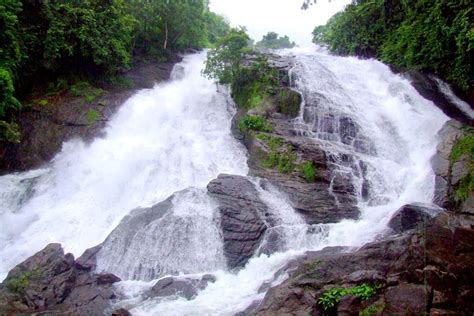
(0, 243), (120, 315)
(276, 88), (302, 118)
(388, 203), (444, 233)
(148, 274), (216, 300)
(431, 120), (468, 208)
(404, 71), (473, 126)
(253, 213), (474, 315)
(112, 308), (132, 316)
(383, 284), (428, 315)
(208, 174), (268, 268)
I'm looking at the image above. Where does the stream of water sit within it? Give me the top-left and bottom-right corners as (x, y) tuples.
(0, 48), (449, 314)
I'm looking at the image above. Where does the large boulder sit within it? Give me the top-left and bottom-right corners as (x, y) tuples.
(0, 243), (120, 315)
(207, 174), (269, 269)
(388, 203), (444, 233)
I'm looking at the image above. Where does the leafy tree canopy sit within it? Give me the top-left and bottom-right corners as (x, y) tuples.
(255, 32), (296, 49)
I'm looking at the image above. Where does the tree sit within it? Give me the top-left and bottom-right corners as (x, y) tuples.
(203, 28), (250, 84)
(256, 32), (296, 49)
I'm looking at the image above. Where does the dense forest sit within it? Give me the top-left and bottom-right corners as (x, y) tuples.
(0, 0), (230, 143)
(312, 0), (473, 100)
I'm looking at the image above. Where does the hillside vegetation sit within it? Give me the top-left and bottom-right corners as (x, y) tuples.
(0, 0), (229, 143)
(312, 0), (473, 98)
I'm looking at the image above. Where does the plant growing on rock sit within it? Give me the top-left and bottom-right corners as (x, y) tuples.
(318, 283), (380, 312)
(299, 160), (317, 182)
(238, 115), (272, 133)
(450, 133), (473, 203)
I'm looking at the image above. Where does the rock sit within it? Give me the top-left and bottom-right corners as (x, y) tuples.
(208, 174), (269, 268)
(253, 212), (474, 315)
(112, 308), (132, 316)
(148, 274), (216, 300)
(383, 284), (428, 315)
(0, 243), (120, 315)
(388, 203), (444, 233)
(431, 120), (471, 209)
(404, 71), (473, 126)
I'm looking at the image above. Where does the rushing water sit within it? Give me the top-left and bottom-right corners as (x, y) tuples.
(0, 53), (248, 280)
(0, 47), (449, 314)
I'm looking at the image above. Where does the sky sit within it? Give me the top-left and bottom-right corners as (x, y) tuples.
(209, 0), (351, 46)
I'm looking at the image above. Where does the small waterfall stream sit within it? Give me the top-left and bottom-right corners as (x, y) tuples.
(0, 47), (449, 314)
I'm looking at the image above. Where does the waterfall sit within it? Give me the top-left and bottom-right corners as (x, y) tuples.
(0, 53), (248, 280)
(0, 47), (449, 315)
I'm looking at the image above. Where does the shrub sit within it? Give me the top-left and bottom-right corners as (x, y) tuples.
(299, 160), (317, 182)
(318, 283), (380, 311)
(450, 134), (474, 203)
(86, 109), (100, 126)
(238, 115), (272, 133)
(278, 147), (296, 174)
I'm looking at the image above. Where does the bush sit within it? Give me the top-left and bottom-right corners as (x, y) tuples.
(318, 283), (380, 311)
(299, 160), (316, 182)
(238, 115), (272, 133)
(450, 134), (474, 203)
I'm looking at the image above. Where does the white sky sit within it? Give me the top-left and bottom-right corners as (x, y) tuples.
(209, 0), (351, 46)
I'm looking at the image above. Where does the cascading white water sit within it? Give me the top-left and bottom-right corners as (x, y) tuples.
(109, 47), (448, 315)
(0, 46), (450, 315)
(0, 53), (248, 280)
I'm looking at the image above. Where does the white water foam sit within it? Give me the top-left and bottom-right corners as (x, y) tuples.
(0, 53), (248, 279)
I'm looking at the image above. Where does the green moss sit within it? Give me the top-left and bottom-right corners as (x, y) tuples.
(318, 283), (380, 311)
(451, 134), (474, 163)
(359, 303), (385, 316)
(0, 120), (21, 143)
(238, 115), (272, 133)
(299, 160), (317, 183)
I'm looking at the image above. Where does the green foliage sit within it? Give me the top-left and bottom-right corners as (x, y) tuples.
(5, 270), (38, 294)
(256, 133), (283, 150)
(299, 160), (317, 182)
(70, 81), (103, 103)
(46, 78), (69, 96)
(451, 134), (474, 163)
(0, 120), (20, 143)
(0, 67), (21, 117)
(318, 283), (380, 311)
(86, 108), (100, 126)
(204, 11), (231, 46)
(314, 0), (473, 93)
(203, 28), (251, 84)
(277, 147), (297, 173)
(360, 303), (385, 316)
(238, 115), (272, 133)
(37, 99), (48, 106)
(255, 32), (296, 49)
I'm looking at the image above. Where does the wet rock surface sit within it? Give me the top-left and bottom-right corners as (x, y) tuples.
(147, 274), (216, 300)
(207, 174), (269, 269)
(388, 202), (444, 233)
(431, 119), (473, 212)
(250, 212), (474, 315)
(0, 243), (121, 315)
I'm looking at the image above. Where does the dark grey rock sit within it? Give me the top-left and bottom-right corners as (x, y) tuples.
(208, 174), (269, 268)
(388, 203), (444, 233)
(148, 274), (216, 300)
